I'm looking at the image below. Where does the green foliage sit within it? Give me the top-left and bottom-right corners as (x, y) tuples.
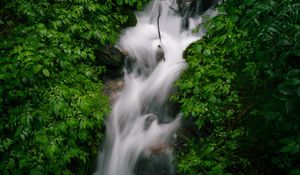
(174, 0), (300, 174)
(173, 13), (248, 174)
(114, 0), (149, 9)
(0, 0), (147, 174)
(234, 0), (300, 173)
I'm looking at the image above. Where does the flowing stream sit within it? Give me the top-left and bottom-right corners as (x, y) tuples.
(94, 0), (212, 174)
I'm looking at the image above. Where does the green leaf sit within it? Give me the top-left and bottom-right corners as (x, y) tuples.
(193, 44), (202, 52)
(216, 21), (225, 30)
(19, 159), (27, 168)
(42, 68), (50, 77)
(208, 95), (217, 103)
(203, 49), (211, 56)
(290, 144), (300, 154)
(47, 143), (58, 158)
(0, 73), (8, 80)
(229, 15), (239, 23)
(193, 86), (200, 94)
(280, 142), (296, 153)
(284, 78), (300, 86)
(279, 138), (293, 145)
(3, 139), (13, 150)
(34, 64), (43, 74)
(287, 69), (300, 78)
(277, 84), (293, 96)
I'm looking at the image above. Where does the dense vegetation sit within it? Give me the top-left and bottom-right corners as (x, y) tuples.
(173, 0), (300, 174)
(1, 0), (299, 174)
(0, 0), (148, 174)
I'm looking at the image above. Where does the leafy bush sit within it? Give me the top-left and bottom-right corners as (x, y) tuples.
(173, 13), (248, 174)
(174, 0), (300, 174)
(235, 0), (300, 173)
(0, 0), (147, 174)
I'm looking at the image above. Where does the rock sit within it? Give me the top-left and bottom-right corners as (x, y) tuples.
(96, 45), (125, 67)
(176, 0), (194, 16)
(156, 45), (165, 63)
(177, 0), (217, 15)
(135, 144), (174, 175)
(177, 0), (219, 29)
(144, 114), (158, 130)
(103, 78), (125, 104)
(146, 143), (171, 155)
(116, 80), (124, 87)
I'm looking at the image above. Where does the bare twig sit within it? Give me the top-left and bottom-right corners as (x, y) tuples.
(157, 3), (162, 43)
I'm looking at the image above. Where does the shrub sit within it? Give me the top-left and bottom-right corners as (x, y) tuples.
(174, 0), (300, 174)
(0, 0), (148, 174)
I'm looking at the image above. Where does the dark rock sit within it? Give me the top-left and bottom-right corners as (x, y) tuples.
(176, 0), (194, 16)
(134, 146), (174, 175)
(103, 65), (124, 79)
(156, 45), (165, 63)
(144, 114), (158, 130)
(177, 0), (219, 29)
(96, 45), (125, 67)
(177, 0), (217, 15)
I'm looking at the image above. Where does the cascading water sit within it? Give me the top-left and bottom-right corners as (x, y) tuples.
(94, 0), (212, 174)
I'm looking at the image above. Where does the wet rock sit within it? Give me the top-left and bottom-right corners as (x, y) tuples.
(177, 0), (219, 29)
(96, 45), (125, 67)
(135, 145), (174, 175)
(155, 45), (165, 63)
(146, 143), (171, 155)
(176, 0), (194, 16)
(103, 78), (125, 104)
(177, 0), (217, 15)
(144, 114), (158, 130)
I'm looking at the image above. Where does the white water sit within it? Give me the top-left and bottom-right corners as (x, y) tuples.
(94, 0), (206, 174)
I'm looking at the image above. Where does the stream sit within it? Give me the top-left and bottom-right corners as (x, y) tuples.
(94, 0), (214, 174)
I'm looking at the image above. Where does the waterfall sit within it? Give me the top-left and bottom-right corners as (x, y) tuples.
(94, 0), (211, 174)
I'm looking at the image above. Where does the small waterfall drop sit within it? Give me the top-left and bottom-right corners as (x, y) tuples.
(94, 0), (211, 174)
